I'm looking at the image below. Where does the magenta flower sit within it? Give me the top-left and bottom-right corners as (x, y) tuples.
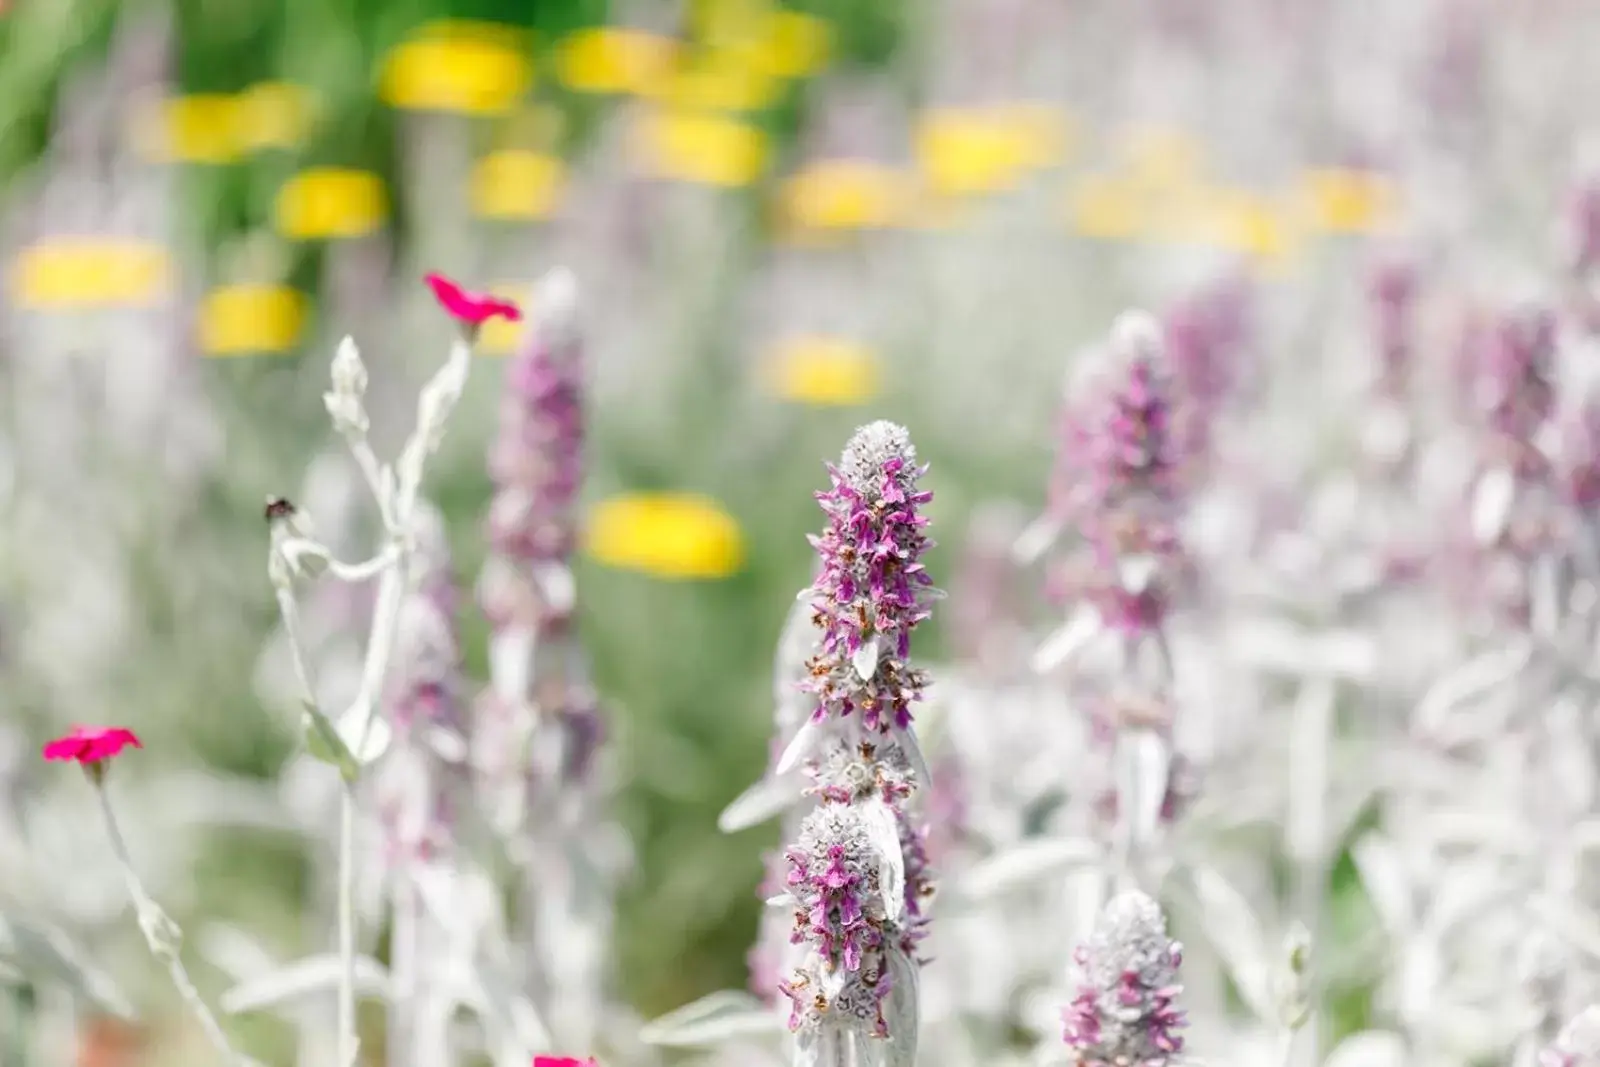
(533, 1058), (598, 1067)
(425, 272), (522, 327)
(42, 726), (142, 765)
(805, 421), (937, 739)
(1061, 891), (1187, 1067)
(785, 804), (886, 976)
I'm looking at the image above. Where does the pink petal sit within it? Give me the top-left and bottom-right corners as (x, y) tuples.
(425, 272), (523, 326)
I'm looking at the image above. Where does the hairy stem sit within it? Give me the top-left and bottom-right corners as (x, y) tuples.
(96, 783), (244, 1067)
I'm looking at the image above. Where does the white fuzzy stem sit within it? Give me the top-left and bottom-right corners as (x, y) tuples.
(335, 787), (359, 1067)
(96, 783), (245, 1067)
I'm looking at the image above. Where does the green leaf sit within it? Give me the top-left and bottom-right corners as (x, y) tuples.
(300, 700), (361, 783)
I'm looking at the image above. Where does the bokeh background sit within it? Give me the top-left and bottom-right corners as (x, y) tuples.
(4, 0), (1599, 1064)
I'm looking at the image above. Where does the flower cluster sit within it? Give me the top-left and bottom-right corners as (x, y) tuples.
(1162, 275), (1251, 470)
(1057, 313), (1188, 638)
(1369, 255), (1419, 396)
(481, 269), (585, 632)
(784, 803), (889, 975)
(805, 421), (937, 738)
(1061, 890), (1188, 1067)
(1478, 302), (1558, 475)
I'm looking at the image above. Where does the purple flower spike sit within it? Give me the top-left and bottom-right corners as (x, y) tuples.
(480, 269), (584, 630)
(805, 422), (939, 740)
(1061, 891), (1187, 1067)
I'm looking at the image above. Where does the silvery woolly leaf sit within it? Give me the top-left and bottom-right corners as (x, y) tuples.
(883, 943), (920, 1067)
(1322, 1030), (1406, 1067)
(1117, 729), (1169, 851)
(794, 1026), (850, 1067)
(1471, 466), (1516, 545)
(862, 798), (906, 924)
(891, 724), (931, 791)
(1011, 515), (1061, 565)
(718, 774), (801, 833)
(1414, 644), (1529, 735)
(1183, 864), (1275, 1022)
(531, 562), (576, 617)
(852, 637), (881, 682)
(951, 837), (1103, 903)
(1528, 894), (1600, 962)
(1285, 678), (1334, 864)
(1350, 832), (1414, 939)
(1031, 605), (1099, 675)
(776, 717), (826, 776)
(0, 913), (135, 1018)
(638, 990), (783, 1047)
(220, 954), (390, 1015)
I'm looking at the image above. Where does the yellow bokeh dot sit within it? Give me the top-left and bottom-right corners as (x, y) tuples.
(11, 241), (173, 308)
(1298, 168), (1397, 234)
(637, 52), (779, 112)
(1066, 175), (1145, 240)
(379, 32), (532, 115)
(555, 28), (678, 95)
(765, 335), (879, 405)
(757, 11), (830, 78)
(198, 284), (307, 355)
(472, 150), (566, 220)
(1189, 188), (1298, 267)
(585, 493), (747, 579)
(633, 109), (769, 187)
(160, 94), (241, 164)
(236, 82), (317, 152)
(275, 168), (388, 240)
(777, 160), (911, 232)
(915, 105), (1064, 198)
(1116, 124), (1206, 190)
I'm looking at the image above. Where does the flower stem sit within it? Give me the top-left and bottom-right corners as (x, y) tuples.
(336, 784), (359, 1067)
(95, 783), (244, 1067)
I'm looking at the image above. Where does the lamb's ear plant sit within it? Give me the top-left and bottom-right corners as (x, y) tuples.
(257, 272), (521, 1067)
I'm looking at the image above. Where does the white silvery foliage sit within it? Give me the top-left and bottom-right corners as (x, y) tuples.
(1546, 1006), (1600, 1067)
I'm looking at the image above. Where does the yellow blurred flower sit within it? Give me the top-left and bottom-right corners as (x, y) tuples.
(1065, 175), (1145, 240)
(755, 11), (830, 78)
(159, 94), (240, 164)
(555, 28), (678, 94)
(11, 241), (172, 308)
(198, 284), (307, 355)
(1298, 168), (1397, 234)
(1187, 188), (1298, 266)
(915, 105), (1067, 198)
(637, 51), (780, 112)
(275, 169), (387, 240)
(777, 161), (911, 232)
(633, 109), (769, 187)
(585, 493), (746, 579)
(1116, 124), (1206, 190)
(472, 150), (566, 221)
(235, 82), (317, 152)
(379, 27), (532, 114)
(764, 335), (879, 405)
(475, 283), (531, 354)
